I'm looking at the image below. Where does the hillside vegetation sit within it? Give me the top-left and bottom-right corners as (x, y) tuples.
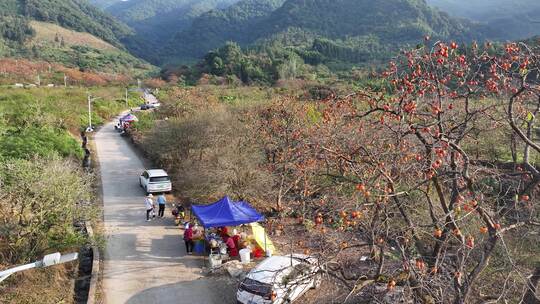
(161, 0), (484, 64)
(428, 0), (540, 40)
(0, 22), (153, 75)
(30, 21), (117, 51)
(163, 0), (285, 64)
(105, 0), (240, 63)
(0, 0), (156, 74)
(0, 0), (131, 46)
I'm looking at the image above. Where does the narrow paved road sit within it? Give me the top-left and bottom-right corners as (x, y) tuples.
(95, 116), (235, 304)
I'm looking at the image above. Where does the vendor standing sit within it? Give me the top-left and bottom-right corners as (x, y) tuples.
(218, 227), (229, 240)
(226, 232), (238, 257)
(183, 223), (194, 255)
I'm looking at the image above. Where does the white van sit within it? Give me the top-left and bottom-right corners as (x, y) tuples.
(237, 254), (321, 304)
(139, 169), (172, 194)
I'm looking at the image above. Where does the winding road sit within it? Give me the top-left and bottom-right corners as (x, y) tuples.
(94, 115), (235, 304)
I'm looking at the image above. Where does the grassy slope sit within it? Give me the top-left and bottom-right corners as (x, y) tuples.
(30, 21), (117, 51)
(21, 0), (132, 47)
(0, 86), (140, 135)
(23, 22), (154, 75)
(0, 1), (155, 74)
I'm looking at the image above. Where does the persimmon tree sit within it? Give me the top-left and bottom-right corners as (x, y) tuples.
(258, 98), (322, 212)
(371, 40), (540, 303)
(260, 39), (540, 303)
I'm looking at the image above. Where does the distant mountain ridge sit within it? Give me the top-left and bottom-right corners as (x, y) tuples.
(101, 0), (241, 63)
(160, 0), (484, 64)
(161, 0), (286, 64)
(427, 0), (540, 40)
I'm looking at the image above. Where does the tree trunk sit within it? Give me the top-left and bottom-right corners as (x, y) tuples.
(510, 133), (518, 165)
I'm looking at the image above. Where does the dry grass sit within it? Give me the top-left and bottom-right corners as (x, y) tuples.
(0, 264), (76, 304)
(29, 21), (117, 51)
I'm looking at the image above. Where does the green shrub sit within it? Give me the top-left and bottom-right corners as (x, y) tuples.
(131, 111), (156, 132)
(0, 127), (82, 159)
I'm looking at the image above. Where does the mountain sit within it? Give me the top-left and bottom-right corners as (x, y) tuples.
(162, 0), (285, 64)
(1, 0), (131, 46)
(102, 0), (241, 63)
(88, 0), (125, 9)
(0, 0), (153, 74)
(261, 0), (479, 43)
(427, 0), (540, 40)
(162, 0), (484, 64)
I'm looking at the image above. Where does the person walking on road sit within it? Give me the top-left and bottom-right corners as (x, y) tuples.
(157, 193), (167, 218)
(145, 194), (155, 221)
(183, 223), (194, 255)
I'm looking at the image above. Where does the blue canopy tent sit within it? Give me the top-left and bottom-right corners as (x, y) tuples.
(120, 113), (138, 122)
(191, 196), (264, 228)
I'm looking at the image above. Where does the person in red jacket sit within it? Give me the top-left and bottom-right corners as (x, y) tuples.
(183, 224), (194, 255)
(226, 235), (238, 257)
(218, 226), (229, 239)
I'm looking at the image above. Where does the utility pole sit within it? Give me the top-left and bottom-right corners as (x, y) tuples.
(64, 74), (67, 88)
(0, 252), (78, 283)
(87, 93), (101, 132)
(87, 93), (92, 132)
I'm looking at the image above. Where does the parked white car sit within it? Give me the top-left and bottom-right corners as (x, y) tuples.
(237, 254), (321, 304)
(139, 169), (172, 194)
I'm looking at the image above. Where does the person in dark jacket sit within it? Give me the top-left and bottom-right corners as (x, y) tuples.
(81, 131), (88, 148)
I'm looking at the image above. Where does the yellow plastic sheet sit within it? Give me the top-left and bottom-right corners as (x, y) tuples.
(250, 223), (276, 254)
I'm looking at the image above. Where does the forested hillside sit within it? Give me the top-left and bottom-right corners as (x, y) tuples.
(1, 0), (131, 46)
(162, 0), (285, 64)
(103, 0), (240, 63)
(427, 0), (540, 39)
(0, 0), (153, 74)
(162, 0), (484, 65)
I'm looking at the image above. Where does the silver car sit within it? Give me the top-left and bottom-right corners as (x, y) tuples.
(139, 169), (172, 194)
(237, 254), (321, 304)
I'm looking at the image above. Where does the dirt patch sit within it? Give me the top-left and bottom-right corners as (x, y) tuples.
(0, 264), (76, 304)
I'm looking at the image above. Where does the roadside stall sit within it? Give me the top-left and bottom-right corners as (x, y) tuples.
(191, 196), (273, 268)
(116, 113), (138, 134)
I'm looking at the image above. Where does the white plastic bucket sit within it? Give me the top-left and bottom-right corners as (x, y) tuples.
(239, 249), (251, 264)
(209, 254), (222, 268)
(265, 249), (272, 257)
